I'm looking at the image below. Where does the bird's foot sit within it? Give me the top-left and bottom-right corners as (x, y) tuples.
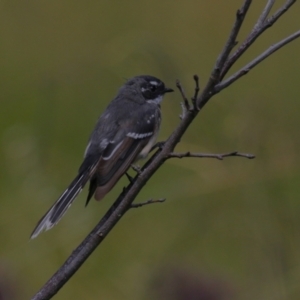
(131, 164), (142, 174)
(150, 141), (165, 152)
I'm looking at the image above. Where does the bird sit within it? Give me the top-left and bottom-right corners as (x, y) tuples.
(30, 75), (173, 239)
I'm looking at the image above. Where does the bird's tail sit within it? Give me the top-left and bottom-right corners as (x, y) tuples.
(30, 162), (98, 239)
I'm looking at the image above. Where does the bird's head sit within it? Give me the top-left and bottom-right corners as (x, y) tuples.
(125, 75), (173, 104)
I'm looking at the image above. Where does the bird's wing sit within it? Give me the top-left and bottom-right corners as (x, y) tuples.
(89, 108), (160, 202)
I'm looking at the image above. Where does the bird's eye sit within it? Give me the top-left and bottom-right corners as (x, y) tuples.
(150, 84), (157, 92)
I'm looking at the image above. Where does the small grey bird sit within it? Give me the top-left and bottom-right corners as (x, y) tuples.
(31, 75), (173, 239)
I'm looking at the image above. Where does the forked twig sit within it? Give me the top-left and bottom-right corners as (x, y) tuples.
(254, 0), (275, 28)
(215, 30), (300, 92)
(197, 0), (252, 110)
(219, 0), (297, 80)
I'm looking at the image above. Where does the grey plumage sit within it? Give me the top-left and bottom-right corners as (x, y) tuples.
(30, 75), (173, 239)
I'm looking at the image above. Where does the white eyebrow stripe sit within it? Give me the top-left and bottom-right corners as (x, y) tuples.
(127, 132), (153, 139)
(150, 81), (158, 85)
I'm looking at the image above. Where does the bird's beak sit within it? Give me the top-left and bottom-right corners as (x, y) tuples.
(163, 87), (174, 94)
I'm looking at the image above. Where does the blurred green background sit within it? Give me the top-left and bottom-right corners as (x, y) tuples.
(0, 1), (300, 299)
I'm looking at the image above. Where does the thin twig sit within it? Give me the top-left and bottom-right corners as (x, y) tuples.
(254, 0), (275, 29)
(213, 0), (252, 77)
(267, 0), (296, 25)
(197, 0), (252, 109)
(191, 75), (200, 110)
(167, 151), (255, 160)
(125, 172), (134, 183)
(219, 0), (297, 80)
(176, 79), (190, 110)
(130, 198), (166, 208)
(215, 30), (300, 93)
(179, 102), (187, 120)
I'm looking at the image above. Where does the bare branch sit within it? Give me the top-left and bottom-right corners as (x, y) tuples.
(130, 198), (166, 208)
(179, 102), (187, 120)
(268, 0), (296, 24)
(215, 30), (300, 93)
(191, 75), (200, 110)
(213, 0), (252, 77)
(125, 172), (134, 183)
(254, 0), (275, 29)
(176, 79), (190, 110)
(197, 0), (252, 109)
(220, 0), (297, 80)
(167, 151), (255, 160)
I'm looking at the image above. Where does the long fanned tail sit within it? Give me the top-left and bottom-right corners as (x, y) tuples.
(30, 161), (98, 239)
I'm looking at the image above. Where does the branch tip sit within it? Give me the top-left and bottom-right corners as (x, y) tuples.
(176, 80), (190, 111)
(130, 198), (166, 209)
(216, 30), (300, 92)
(220, 0), (296, 80)
(167, 151), (255, 160)
(196, 0), (252, 109)
(192, 74), (200, 110)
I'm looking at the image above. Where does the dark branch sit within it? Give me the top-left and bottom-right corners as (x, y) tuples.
(130, 198), (166, 208)
(254, 0), (275, 28)
(191, 75), (200, 109)
(215, 30), (300, 93)
(268, 0), (296, 24)
(176, 79), (190, 109)
(196, 0), (252, 110)
(219, 0), (297, 80)
(125, 172), (134, 183)
(167, 151), (255, 160)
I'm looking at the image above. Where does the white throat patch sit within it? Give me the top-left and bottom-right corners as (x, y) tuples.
(146, 95), (163, 105)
